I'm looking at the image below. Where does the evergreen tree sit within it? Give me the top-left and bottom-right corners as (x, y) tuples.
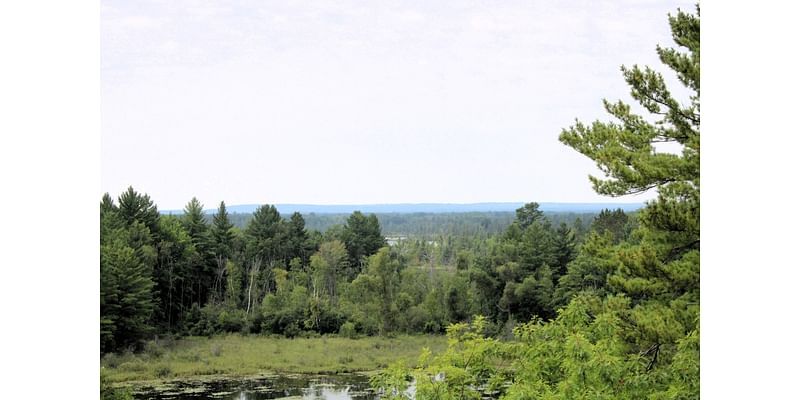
(288, 212), (312, 263)
(553, 222), (577, 276)
(591, 208), (630, 243)
(210, 201), (236, 301)
(101, 235), (155, 352)
(100, 192), (117, 215)
(180, 197), (216, 309)
(211, 202), (235, 258)
(117, 186), (160, 238)
(245, 204), (288, 265)
(558, 4), (700, 387)
(554, 231), (617, 306)
(342, 211), (386, 275)
(182, 197), (208, 241)
(515, 202), (543, 229)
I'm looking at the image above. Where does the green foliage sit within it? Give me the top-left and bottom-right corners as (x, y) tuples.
(554, 231), (617, 306)
(374, 316), (501, 400)
(339, 321), (358, 339)
(515, 202), (544, 229)
(246, 204), (289, 264)
(591, 208), (631, 243)
(342, 211), (386, 274)
(116, 186), (160, 239)
(101, 205), (156, 352)
(211, 201), (235, 259)
(225, 260), (242, 307)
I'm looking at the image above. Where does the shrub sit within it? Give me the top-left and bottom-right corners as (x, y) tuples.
(218, 309), (246, 332)
(339, 322), (357, 339)
(210, 344), (222, 357)
(102, 353), (121, 369)
(143, 341), (164, 359)
(154, 364), (172, 378)
(118, 359), (146, 372)
(284, 321), (300, 338)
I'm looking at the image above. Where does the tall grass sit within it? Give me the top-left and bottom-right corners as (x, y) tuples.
(101, 334), (447, 383)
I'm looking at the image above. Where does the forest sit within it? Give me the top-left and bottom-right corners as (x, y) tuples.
(101, 5), (699, 399)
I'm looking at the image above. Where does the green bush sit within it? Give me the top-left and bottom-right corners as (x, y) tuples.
(154, 364), (172, 378)
(118, 359), (146, 372)
(101, 353), (121, 369)
(284, 321), (300, 338)
(339, 322), (357, 339)
(143, 341), (164, 359)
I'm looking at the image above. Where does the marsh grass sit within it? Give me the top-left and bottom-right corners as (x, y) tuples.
(101, 334), (446, 383)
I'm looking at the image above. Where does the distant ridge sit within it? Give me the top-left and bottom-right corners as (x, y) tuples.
(160, 202), (644, 215)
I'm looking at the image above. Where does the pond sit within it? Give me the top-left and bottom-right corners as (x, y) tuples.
(130, 373), (379, 400)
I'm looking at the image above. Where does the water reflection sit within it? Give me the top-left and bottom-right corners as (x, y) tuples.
(132, 374), (377, 400)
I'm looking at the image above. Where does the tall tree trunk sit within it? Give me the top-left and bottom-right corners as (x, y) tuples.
(246, 258), (261, 314)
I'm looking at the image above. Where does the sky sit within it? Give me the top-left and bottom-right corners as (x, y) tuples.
(101, 0), (695, 210)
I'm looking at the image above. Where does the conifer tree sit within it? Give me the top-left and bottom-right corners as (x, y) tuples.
(245, 204), (288, 265)
(342, 211), (386, 275)
(591, 208), (630, 243)
(210, 202), (236, 301)
(558, 4), (700, 386)
(211, 201), (235, 260)
(101, 237), (155, 352)
(117, 186), (160, 238)
(288, 212), (311, 262)
(182, 197), (208, 242)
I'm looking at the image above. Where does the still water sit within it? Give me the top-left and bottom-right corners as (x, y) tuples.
(131, 374), (378, 400)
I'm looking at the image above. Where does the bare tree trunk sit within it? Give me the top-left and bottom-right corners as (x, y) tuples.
(246, 258), (261, 314)
(213, 256), (227, 303)
(167, 263), (174, 330)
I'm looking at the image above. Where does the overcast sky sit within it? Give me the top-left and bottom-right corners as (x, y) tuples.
(101, 0), (695, 210)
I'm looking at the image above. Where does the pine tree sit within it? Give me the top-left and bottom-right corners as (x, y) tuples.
(557, 5), (700, 392)
(288, 212), (311, 262)
(591, 208), (630, 243)
(117, 186), (160, 238)
(211, 201), (235, 260)
(101, 238), (155, 352)
(181, 197), (216, 308)
(515, 202), (544, 229)
(245, 204), (288, 265)
(342, 211), (386, 275)
(182, 197), (208, 242)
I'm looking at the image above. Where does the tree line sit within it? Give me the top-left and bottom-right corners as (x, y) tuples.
(100, 186), (633, 353)
(171, 209), (605, 238)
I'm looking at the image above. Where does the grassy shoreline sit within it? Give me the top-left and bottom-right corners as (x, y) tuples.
(101, 334), (447, 384)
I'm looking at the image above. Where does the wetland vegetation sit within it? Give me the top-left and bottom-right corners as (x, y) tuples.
(102, 334), (447, 383)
